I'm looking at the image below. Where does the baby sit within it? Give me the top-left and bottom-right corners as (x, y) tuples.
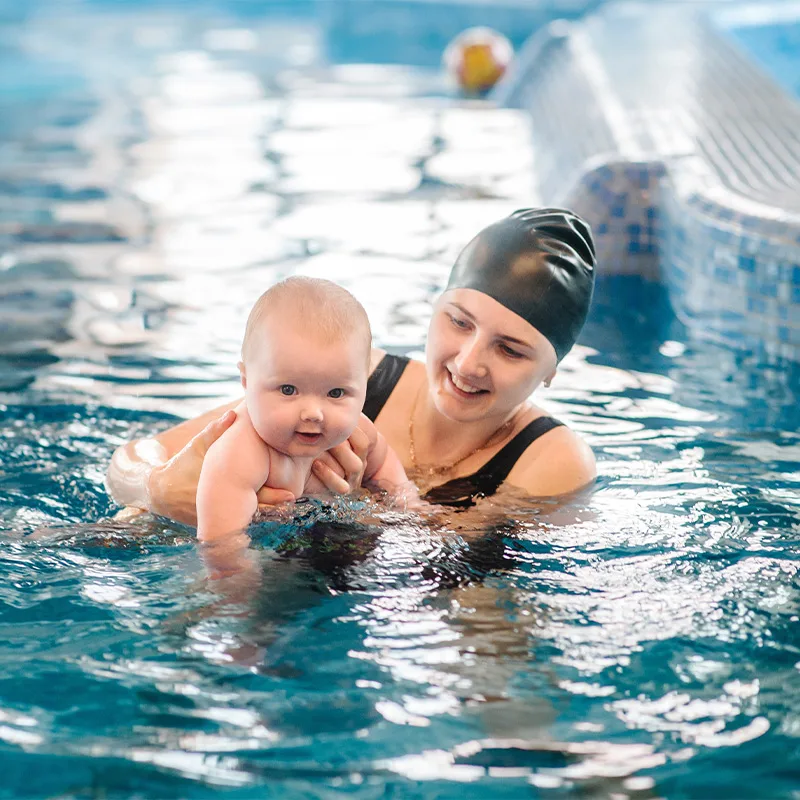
(196, 276), (408, 543)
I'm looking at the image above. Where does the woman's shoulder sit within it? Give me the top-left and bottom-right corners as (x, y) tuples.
(369, 348), (424, 375)
(369, 347), (387, 374)
(506, 414), (596, 497)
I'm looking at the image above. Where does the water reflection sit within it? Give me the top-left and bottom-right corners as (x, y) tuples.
(0, 1), (799, 796)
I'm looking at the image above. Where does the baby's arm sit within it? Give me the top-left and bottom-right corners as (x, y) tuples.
(196, 416), (271, 543)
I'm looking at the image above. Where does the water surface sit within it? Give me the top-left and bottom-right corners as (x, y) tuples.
(1, 2), (799, 797)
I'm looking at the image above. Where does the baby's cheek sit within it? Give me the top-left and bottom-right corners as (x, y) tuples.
(347, 404), (364, 431)
(328, 408), (359, 445)
(250, 403), (282, 442)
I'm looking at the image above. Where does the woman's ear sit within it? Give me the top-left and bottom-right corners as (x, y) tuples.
(238, 361), (247, 389)
(543, 369), (556, 389)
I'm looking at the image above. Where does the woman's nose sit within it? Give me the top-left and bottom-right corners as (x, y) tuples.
(454, 336), (487, 377)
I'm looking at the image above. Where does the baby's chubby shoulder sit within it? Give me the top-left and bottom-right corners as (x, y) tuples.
(206, 402), (266, 458)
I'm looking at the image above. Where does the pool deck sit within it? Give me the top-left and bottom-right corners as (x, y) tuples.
(495, 0), (800, 362)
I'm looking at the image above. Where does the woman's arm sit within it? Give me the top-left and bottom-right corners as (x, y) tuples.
(107, 348), (387, 520)
(106, 403), (239, 524)
(106, 400), (292, 525)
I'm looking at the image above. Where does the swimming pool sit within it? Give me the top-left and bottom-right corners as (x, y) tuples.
(720, 2), (800, 100)
(1, 1), (800, 797)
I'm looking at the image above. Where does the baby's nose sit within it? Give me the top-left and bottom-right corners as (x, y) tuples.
(300, 402), (323, 422)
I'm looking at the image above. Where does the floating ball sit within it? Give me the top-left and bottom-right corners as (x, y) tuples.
(443, 27), (514, 96)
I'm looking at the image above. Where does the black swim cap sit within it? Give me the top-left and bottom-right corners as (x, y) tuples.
(446, 208), (596, 362)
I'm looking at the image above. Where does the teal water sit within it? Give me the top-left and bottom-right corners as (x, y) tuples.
(1, 2), (799, 797)
(724, 14), (800, 100)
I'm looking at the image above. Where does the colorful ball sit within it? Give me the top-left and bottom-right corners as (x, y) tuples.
(443, 27), (514, 96)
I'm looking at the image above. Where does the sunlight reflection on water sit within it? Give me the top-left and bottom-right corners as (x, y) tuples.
(0, 1), (799, 797)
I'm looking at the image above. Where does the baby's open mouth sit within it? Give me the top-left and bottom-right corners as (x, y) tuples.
(295, 431), (323, 443)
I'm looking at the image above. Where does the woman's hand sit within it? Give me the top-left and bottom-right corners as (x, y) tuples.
(256, 486), (295, 509)
(148, 410), (238, 526)
(254, 428), (370, 508)
(147, 408), (293, 523)
(310, 426), (370, 495)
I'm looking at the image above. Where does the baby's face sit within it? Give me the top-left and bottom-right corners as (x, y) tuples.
(241, 318), (368, 458)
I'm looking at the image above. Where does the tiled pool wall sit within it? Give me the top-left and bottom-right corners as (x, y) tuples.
(496, 1), (800, 362)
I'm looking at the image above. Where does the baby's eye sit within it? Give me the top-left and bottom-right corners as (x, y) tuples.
(279, 385), (297, 396)
(328, 388), (345, 399)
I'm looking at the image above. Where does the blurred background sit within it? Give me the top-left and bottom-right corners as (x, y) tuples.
(0, 1), (799, 797)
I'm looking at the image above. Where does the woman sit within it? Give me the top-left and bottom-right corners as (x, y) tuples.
(106, 207), (596, 521)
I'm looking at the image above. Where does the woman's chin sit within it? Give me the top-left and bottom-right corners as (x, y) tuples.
(433, 385), (491, 423)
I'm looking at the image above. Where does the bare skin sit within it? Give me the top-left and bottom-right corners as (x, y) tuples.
(369, 356), (595, 498)
(106, 290), (595, 528)
(119, 285), (599, 749)
(367, 289), (596, 497)
(106, 405), (372, 526)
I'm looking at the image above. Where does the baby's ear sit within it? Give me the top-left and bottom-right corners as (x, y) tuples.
(238, 361), (247, 389)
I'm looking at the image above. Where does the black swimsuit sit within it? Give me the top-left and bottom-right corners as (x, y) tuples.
(364, 354), (564, 508)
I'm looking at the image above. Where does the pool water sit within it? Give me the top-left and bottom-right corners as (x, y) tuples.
(1, 2), (800, 798)
(721, 7), (800, 100)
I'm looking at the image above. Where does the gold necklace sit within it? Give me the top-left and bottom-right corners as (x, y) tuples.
(407, 384), (517, 479)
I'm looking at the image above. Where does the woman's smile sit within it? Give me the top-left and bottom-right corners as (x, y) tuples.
(446, 367), (489, 397)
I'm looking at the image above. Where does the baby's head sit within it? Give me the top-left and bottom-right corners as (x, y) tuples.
(239, 277), (372, 456)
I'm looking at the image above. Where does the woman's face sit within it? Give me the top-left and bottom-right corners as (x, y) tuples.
(425, 288), (558, 423)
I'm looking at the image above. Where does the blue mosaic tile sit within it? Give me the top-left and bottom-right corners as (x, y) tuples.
(758, 282), (779, 299)
(713, 266), (735, 284)
(597, 165), (614, 182)
(709, 227), (733, 244)
(738, 255), (757, 273)
(747, 296), (767, 314)
(511, 2), (800, 360)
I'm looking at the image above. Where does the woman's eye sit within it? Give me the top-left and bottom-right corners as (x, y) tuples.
(328, 388), (345, 399)
(279, 385), (296, 396)
(448, 314), (468, 329)
(500, 344), (524, 359)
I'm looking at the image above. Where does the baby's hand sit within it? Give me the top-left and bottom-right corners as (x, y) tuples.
(310, 425), (370, 495)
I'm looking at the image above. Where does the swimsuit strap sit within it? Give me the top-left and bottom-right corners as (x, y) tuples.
(362, 355), (563, 507)
(422, 416), (565, 508)
(363, 353), (410, 422)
